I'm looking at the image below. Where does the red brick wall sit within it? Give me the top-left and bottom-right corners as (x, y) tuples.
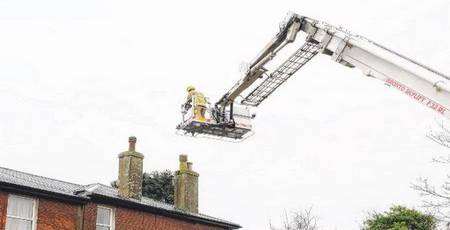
(0, 193), (230, 230)
(0, 191), (8, 230)
(36, 198), (80, 230)
(154, 215), (196, 230)
(115, 206), (226, 230)
(141, 212), (157, 228)
(82, 202), (97, 230)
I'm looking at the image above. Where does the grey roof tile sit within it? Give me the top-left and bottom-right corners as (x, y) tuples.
(0, 166), (83, 197)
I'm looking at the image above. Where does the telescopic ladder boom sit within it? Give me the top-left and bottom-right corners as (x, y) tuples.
(216, 14), (450, 120)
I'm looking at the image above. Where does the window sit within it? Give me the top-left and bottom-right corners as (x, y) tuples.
(5, 195), (38, 230)
(96, 206), (115, 230)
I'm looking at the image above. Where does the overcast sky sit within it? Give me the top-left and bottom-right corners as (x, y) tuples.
(1, 0), (449, 229)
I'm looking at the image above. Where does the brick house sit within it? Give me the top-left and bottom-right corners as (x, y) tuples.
(0, 137), (240, 230)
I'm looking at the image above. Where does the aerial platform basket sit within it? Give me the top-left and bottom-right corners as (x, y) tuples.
(176, 104), (254, 141)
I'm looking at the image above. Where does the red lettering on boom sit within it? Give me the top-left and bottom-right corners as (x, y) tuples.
(385, 78), (447, 115)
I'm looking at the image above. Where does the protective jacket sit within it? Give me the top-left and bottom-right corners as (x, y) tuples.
(187, 91), (207, 107)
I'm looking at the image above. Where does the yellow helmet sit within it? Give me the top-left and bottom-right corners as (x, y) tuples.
(186, 86), (195, 92)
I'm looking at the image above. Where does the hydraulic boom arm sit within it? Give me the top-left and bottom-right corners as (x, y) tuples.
(216, 14), (450, 120)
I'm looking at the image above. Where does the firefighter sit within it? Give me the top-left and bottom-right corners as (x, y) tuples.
(186, 86), (207, 121)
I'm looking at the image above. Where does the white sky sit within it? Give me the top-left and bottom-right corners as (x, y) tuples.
(0, 0), (449, 229)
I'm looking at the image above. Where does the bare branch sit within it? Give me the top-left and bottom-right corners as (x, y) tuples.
(270, 207), (319, 230)
(427, 119), (450, 148)
(413, 120), (450, 222)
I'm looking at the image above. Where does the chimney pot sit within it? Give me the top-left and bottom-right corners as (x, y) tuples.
(179, 154), (189, 171)
(128, 136), (137, 151)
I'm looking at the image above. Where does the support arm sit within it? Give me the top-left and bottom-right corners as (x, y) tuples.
(216, 14), (450, 120)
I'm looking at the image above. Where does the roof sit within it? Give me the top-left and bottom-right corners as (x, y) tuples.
(0, 166), (241, 229)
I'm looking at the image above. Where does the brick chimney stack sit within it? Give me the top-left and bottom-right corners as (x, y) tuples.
(174, 154), (199, 213)
(118, 136), (144, 200)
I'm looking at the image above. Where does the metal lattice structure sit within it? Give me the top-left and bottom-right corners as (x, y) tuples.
(177, 13), (450, 141)
(242, 41), (321, 106)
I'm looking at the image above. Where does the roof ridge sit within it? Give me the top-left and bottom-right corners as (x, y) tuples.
(0, 166), (83, 187)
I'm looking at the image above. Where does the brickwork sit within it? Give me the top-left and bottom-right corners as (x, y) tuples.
(156, 215), (199, 230)
(0, 193), (231, 230)
(141, 212), (157, 229)
(115, 206), (225, 230)
(0, 191), (8, 230)
(115, 207), (144, 230)
(36, 198), (79, 230)
(82, 202), (97, 230)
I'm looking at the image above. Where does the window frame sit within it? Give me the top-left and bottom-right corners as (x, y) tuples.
(6, 194), (38, 230)
(96, 205), (115, 230)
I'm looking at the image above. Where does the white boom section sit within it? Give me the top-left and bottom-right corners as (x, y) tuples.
(304, 17), (450, 119)
(217, 14), (450, 119)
